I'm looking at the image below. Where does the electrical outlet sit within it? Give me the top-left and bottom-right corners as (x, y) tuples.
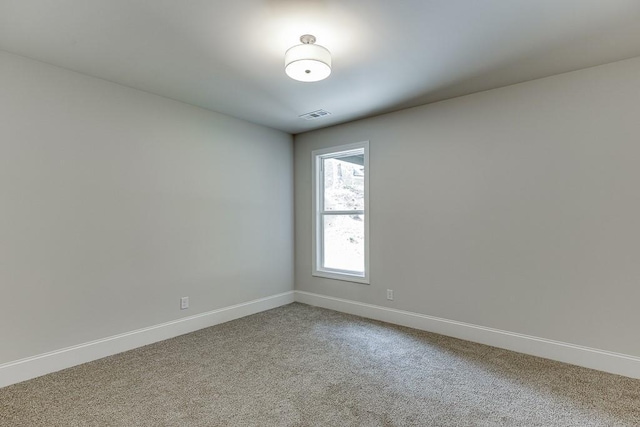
(386, 289), (394, 301)
(180, 296), (189, 310)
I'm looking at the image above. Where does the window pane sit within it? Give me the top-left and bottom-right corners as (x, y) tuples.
(322, 214), (364, 273)
(323, 154), (364, 211)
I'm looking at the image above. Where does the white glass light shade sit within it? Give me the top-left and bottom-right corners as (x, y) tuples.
(285, 43), (332, 82)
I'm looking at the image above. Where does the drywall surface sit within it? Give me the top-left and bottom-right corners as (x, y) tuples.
(0, 51), (293, 364)
(294, 56), (640, 357)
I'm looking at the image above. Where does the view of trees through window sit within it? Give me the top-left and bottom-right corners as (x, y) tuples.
(322, 155), (365, 273)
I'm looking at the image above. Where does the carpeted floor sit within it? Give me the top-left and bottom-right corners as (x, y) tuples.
(1, 303), (639, 426)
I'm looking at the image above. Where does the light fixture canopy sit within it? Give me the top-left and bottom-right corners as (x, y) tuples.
(285, 34), (331, 82)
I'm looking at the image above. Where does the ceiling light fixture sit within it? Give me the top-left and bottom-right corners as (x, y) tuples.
(285, 35), (331, 82)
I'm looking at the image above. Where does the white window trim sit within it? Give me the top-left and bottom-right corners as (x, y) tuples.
(312, 141), (370, 284)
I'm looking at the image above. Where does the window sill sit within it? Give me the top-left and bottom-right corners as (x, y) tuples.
(312, 270), (370, 285)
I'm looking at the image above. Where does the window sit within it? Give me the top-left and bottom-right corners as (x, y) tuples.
(312, 141), (369, 284)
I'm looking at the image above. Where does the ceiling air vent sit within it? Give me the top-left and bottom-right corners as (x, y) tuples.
(299, 109), (331, 120)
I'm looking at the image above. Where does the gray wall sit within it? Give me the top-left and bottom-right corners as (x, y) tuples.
(0, 51), (293, 364)
(294, 56), (640, 357)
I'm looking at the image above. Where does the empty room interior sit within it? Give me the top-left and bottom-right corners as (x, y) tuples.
(1, 1), (640, 425)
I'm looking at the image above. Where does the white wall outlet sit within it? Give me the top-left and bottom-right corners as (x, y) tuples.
(180, 296), (189, 310)
(386, 289), (394, 301)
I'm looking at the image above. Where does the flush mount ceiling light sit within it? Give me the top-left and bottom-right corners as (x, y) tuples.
(285, 34), (332, 82)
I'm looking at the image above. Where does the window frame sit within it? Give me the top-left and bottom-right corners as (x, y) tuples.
(312, 141), (370, 284)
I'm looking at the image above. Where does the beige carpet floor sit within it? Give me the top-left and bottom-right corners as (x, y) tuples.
(1, 302), (639, 426)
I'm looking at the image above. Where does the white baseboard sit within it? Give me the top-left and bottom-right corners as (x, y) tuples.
(0, 291), (295, 388)
(294, 291), (640, 379)
(4, 290), (637, 388)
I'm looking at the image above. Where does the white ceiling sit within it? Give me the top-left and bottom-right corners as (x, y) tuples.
(2, 1), (640, 134)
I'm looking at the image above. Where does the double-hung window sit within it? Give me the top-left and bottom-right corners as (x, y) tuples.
(312, 141), (369, 284)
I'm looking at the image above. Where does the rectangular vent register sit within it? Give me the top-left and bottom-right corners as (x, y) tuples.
(299, 109), (331, 120)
